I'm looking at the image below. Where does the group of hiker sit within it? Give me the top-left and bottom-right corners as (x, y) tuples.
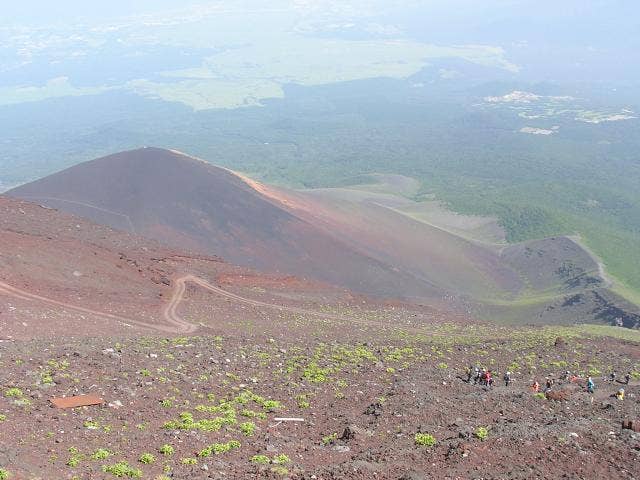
(465, 366), (505, 387)
(581, 371), (631, 398)
(465, 365), (631, 400)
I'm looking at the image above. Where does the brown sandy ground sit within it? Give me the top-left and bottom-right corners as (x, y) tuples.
(1, 182), (639, 480)
(0, 321), (638, 480)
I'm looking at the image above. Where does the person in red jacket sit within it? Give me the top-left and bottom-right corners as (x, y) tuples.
(485, 370), (493, 387)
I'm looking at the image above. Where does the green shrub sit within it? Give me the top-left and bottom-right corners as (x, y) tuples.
(163, 410), (237, 432)
(90, 449), (111, 460)
(240, 409), (267, 419)
(0, 469), (9, 480)
(198, 440), (241, 457)
(138, 453), (155, 464)
(474, 427), (489, 441)
(159, 444), (174, 456)
(321, 433), (337, 445)
(251, 454), (270, 465)
(240, 422), (256, 436)
(414, 432), (437, 447)
(302, 363), (331, 383)
(4, 388), (22, 398)
(102, 461), (142, 478)
(272, 454), (290, 464)
(261, 400), (282, 412)
(66, 447), (83, 467)
(271, 465), (289, 475)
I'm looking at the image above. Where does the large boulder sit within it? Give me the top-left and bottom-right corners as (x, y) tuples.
(622, 420), (640, 432)
(546, 389), (571, 401)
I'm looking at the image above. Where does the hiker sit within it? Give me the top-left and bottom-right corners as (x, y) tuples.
(504, 371), (511, 387)
(615, 388), (625, 401)
(532, 381), (540, 393)
(586, 376), (595, 394)
(563, 370), (571, 381)
(625, 372), (631, 385)
(486, 370), (493, 388)
(545, 378), (554, 392)
(466, 366), (473, 383)
(473, 366), (481, 385)
(610, 372), (617, 383)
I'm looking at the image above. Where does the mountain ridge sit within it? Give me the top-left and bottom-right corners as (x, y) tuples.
(8, 147), (640, 327)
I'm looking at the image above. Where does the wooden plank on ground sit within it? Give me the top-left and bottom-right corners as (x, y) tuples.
(50, 394), (103, 409)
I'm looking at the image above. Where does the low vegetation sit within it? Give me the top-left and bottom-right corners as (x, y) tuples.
(0, 320), (637, 478)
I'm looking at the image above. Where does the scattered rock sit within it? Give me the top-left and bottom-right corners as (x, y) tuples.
(351, 460), (380, 473)
(399, 471), (427, 480)
(622, 420), (640, 433)
(101, 348), (121, 359)
(451, 417), (465, 427)
(340, 426), (357, 441)
(554, 336), (566, 347)
(546, 389), (571, 401)
(364, 402), (383, 417)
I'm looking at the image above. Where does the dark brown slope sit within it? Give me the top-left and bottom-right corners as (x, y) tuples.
(8, 148), (640, 326)
(1, 194), (405, 340)
(8, 148), (444, 301)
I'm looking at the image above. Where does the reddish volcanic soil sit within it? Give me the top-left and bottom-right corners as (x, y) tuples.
(0, 195), (639, 479)
(0, 323), (639, 479)
(0, 195), (372, 341)
(7, 147), (446, 302)
(9, 147), (638, 331)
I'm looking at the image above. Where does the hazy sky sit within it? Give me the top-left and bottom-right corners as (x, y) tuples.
(1, 1), (205, 23)
(4, 1), (638, 47)
(1, 0), (638, 108)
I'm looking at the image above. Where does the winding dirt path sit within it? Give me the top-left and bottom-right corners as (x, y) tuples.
(13, 195), (138, 234)
(162, 275), (200, 334)
(0, 280), (180, 334)
(0, 274), (426, 336)
(0, 274), (358, 335)
(175, 274), (349, 321)
(567, 234), (613, 288)
(159, 275), (431, 334)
